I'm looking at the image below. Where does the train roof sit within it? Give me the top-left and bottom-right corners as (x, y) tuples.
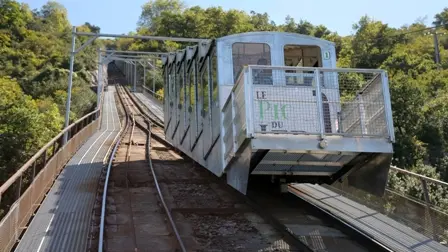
(216, 31), (335, 46)
(162, 31), (336, 66)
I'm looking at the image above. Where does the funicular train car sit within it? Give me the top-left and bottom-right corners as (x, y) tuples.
(161, 32), (395, 196)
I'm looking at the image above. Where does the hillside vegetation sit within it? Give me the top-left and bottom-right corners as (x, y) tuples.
(0, 0), (100, 184)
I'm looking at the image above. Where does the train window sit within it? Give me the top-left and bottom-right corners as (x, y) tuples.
(211, 48), (218, 103)
(232, 42), (271, 83)
(186, 66), (191, 112)
(164, 68), (168, 103)
(284, 45), (321, 67)
(178, 63), (185, 103)
(201, 58), (210, 116)
(175, 65), (182, 106)
(179, 64), (185, 106)
(163, 68), (166, 95)
(171, 68), (179, 100)
(284, 45), (321, 86)
(210, 48), (219, 144)
(189, 63), (195, 107)
(169, 67), (175, 107)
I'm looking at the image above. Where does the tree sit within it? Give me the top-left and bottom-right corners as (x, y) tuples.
(0, 0), (99, 184)
(350, 16), (400, 69)
(0, 0), (33, 42)
(313, 25), (331, 38)
(296, 20), (314, 35)
(0, 77), (62, 179)
(34, 1), (70, 33)
(280, 15), (297, 33)
(138, 0), (185, 32)
(433, 8), (448, 29)
(84, 22), (100, 33)
(249, 11), (276, 31)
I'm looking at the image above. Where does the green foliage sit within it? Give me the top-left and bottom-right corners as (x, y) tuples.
(0, 77), (63, 180)
(433, 8), (448, 29)
(0, 0), (99, 184)
(155, 88), (164, 101)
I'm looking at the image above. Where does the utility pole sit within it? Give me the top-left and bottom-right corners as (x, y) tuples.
(97, 48), (102, 113)
(433, 29), (441, 69)
(63, 26), (77, 144)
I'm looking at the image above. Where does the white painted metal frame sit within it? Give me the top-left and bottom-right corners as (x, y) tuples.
(63, 26), (207, 143)
(241, 65), (395, 140)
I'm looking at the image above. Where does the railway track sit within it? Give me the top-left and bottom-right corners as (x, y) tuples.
(99, 85), (185, 251)
(100, 85), (300, 251)
(90, 73), (390, 251)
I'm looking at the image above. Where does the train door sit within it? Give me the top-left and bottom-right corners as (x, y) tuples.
(283, 45), (332, 133)
(283, 45), (321, 85)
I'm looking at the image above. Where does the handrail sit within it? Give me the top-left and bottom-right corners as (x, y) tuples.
(0, 104), (102, 252)
(249, 64), (386, 73)
(330, 164), (448, 243)
(142, 85), (163, 99)
(390, 165), (448, 187)
(0, 109), (99, 194)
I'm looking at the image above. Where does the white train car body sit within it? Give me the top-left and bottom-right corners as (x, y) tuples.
(160, 32), (395, 196)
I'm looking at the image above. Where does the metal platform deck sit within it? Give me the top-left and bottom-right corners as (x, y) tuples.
(134, 92), (164, 122)
(14, 86), (121, 252)
(289, 183), (448, 252)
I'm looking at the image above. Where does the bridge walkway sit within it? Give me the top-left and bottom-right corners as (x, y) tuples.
(137, 88), (164, 122)
(15, 86), (121, 252)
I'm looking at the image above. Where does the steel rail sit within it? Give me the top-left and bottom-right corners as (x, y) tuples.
(122, 89), (139, 250)
(110, 85), (186, 252)
(125, 83), (186, 250)
(98, 127), (127, 252)
(97, 87), (129, 252)
(146, 122), (187, 252)
(123, 86), (164, 128)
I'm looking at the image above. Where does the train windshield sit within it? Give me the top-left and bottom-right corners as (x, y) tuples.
(232, 42), (271, 83)
(284, 45), (321, 67)
(284, 45), (321, 86)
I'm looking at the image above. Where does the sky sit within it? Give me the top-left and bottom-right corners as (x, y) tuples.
(18, 0), (447, 36)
